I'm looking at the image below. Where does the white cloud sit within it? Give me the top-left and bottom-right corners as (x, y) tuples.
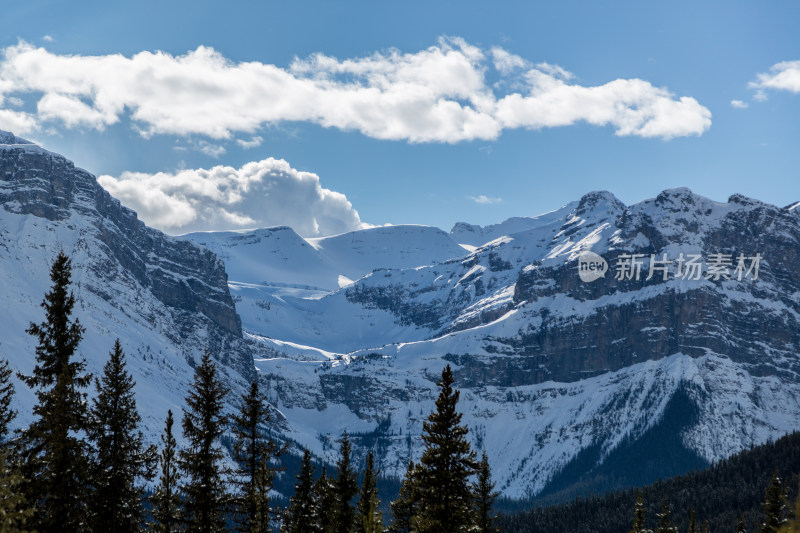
(469, 195), (502, 205)
(730, 99), (749, 109)
(0, 38), (711, 143)
(97, 158), (365, 236)
(43, 35), (53, 42)
(750, 60), (800, 95)
(236, 135), (263, 149)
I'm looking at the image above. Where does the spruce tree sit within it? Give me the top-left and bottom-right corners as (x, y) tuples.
(0, 358), (16, 443)
(332, 432), (358, 533)
(475, 451), (500, 533)
(178, 352), (229, 533)
(761, 473), (787, 533)
(230, 379), (280, 533)
(687, 509), (697, 533)
(412, 365), (477, 533)
(0, 358), (32, 532)
(630, 492), (650, 533)
(313, 467), (335, 533)
(89, 339), (156, 532)
(356, 452), (381, 533)
(388, 461), (417, 533)
(285, 449), (318, 533)
(17, 251), (92, 532)
(655, 498), (678, 533)
(701, 519), (709, 533)
(151, 410), (182, 533)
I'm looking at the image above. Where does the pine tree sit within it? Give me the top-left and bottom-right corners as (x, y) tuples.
(761, 473), (787, 533)
(89, 339), (156, 532)
(655, 498), (678, 533)
(285, 449), (318, 533)
(313, 467), (335, 533)
(701, 519), (709, 533)
(388, 461), (418, 533)
(630, 492), (650, 533)
(687, 509), (697, 533)
(0, 358), (16, 443)
(412, 365), (477, 533)
(17, 251), (92, 532)
(475, 451), (499, 533)
(331, 432), (358, 533)
(178, 352), (229, 533)
(0, 359), (32, 532)
(151, 410), (182, 533)
(356, 452), (381, 533)
(230, 380), (280, 533)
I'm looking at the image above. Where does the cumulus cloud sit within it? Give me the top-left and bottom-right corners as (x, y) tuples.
(236, 136), (263, 149)
(469, 195), (502, 205)
(730, 99), (748, 109)
(0, 38), (711, 143)
(750, 60), (800, 95)
(97, 158), (365, 236)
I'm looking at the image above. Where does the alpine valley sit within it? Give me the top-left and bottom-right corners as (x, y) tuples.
(2, 130), (800, 503)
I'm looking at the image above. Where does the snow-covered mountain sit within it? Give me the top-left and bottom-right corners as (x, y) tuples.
(4, 130), (800, 502)
(196, 186), (800, 499)
(0, 131), (253, 450)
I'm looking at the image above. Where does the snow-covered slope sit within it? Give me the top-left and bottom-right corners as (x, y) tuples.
(240, 188), (800, 499)
(450, 203), (578, 247)
(0, 131), (253, 452)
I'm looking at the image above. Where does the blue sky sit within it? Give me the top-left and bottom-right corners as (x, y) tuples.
(1, 1), (798, 236)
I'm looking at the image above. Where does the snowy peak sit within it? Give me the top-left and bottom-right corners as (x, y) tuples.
(0, 130), (33, 145)
(450, 203), (579, 247)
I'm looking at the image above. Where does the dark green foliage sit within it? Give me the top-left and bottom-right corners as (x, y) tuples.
(475, 451), (500, 533)
(655, 498), (678, 533)
(285, 449), (318, 533)
(388, 461), (418, 533)
(0, 447), (33, 532)
(356, 452), (381, 533)
(0, 359), (15, 443)
(332, 433), (358, 533)
(17, 251), (92, 533)
(89, 339), (156, 532)
(230, 379), (281, 533)
(687, 509), (697, 533)
(737, 515), (747, 533)
(498, 432), (800, 533)
(151, 410), (182, 533)
(412, 364), (477, 533)
(629, 492), (650, 533)
(178, 352), (229, 533)
(761, 473), (787, 533)
(313, 467), (335, 533)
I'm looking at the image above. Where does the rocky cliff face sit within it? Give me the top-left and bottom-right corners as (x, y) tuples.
(231, 187), (800, 499)
(0, 132), (253, 442)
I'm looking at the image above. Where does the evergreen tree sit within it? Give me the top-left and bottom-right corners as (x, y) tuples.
(0, 447), (33, 532)
(230, 380), (280, 533)
(285, 449), (318, 533)
(388, 461), (418, 533)
(313, 467), (335, 533)
(151, 410), (182, 533)
(0, 361), (32, 532)
(655, 498), (678, 533)
(475, 451), (500, 533)
(701, 519), (709, 533)
(356, 452), (381, 533)
(17, 251), (92, 532)
(0, 358), (15, 443)
(178, 352), (229, 533)
(687, 509), (697, 533)
(331, 432), (358, 533)
(761, 474), (787, 533)
(412, 365), (477, 533)
(89, 339), (156, 532)
(630, 492), (650, 533)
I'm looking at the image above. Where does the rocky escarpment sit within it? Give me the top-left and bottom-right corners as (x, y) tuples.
(0, 131), (253, 381)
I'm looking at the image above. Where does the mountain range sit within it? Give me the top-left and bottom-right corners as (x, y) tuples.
(2, 130), (799, 501)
